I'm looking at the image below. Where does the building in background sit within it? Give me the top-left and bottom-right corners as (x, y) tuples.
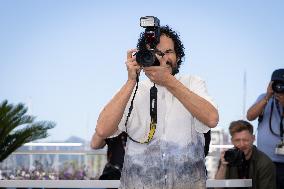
(0, 136), (107, 180)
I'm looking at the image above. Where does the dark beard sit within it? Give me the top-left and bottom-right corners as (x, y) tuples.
(166, 61), (178, 75)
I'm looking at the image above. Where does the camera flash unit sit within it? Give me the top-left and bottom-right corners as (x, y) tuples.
(140, 16), (160, 28)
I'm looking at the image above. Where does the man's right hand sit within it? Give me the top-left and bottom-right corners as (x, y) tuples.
(220, 150), (229, 166)
(215, 149), (229, 179)
(266, 81), (274, 100)
(125, 49), (141, 81)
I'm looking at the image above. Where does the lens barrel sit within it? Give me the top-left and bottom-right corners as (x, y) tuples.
(272, 81), (284, 93)
(136, 50), (160, 67)
(224, 148), (244, 166)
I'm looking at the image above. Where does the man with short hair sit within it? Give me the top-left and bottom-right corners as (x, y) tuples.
(215, 120), (276, 189)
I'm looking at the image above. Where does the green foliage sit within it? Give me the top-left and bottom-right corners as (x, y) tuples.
(0, 100), (55, 162)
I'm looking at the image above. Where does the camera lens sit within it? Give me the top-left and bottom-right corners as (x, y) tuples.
(272, 81), (284, 93)
(136, 50), (159, 67)
(142, 52), (153, 63)
(224, 148), (244, 166)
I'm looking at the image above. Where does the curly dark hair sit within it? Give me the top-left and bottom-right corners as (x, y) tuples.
(136, 25), (185, 75)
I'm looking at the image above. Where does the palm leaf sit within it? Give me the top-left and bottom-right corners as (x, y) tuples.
(0, 100), (55, 162)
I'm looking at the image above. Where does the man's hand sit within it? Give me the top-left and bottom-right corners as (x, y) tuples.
(143, 53), (173, 86)
(220, 150), (229, 166)
(125, 49), (141, 81)
(269, 81), (284, 106)
(215, 150), (229, 180)
(266, 81), (274, 100)
(275, 93), (284, 106)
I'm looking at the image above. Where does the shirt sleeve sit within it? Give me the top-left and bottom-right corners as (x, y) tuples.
(255, 93), (266, 104)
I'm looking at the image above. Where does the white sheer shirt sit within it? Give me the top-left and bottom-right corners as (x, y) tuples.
(115, 75), (217, 189)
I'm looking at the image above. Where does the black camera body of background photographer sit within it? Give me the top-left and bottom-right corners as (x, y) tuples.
(224, 147), (245, 167)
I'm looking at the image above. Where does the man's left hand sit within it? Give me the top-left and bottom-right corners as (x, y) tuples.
(143, 53), (173, 86)
(275, 93), (284, 106)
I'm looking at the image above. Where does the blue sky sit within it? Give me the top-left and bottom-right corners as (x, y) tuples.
(0, 0), (283, 141)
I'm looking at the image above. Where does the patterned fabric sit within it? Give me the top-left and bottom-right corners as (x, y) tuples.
(116, 75), (217, 189)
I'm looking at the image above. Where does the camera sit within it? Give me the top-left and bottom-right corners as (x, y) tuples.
(136, 16), (161, 67)
(272, 81), (284, 93)
(271, 69), (284, 93)
(224, 148), (245, 166)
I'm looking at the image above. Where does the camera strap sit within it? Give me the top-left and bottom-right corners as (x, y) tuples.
(124, 73), (157, 144)
(150, 85), (158, 125)
(280, 114), (284, 142)
(269, 97), (284, 142)
(276, 102), (284, 142)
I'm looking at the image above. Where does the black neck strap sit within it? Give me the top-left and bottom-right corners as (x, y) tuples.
(269, 97), (284, 141)
(124, 73), (158, 144)
(150, 85), (157, 124)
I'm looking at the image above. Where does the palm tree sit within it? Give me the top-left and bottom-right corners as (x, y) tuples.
(0, 100), (55, 162)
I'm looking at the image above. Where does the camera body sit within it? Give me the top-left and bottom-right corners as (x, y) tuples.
(271, 69), (284, 93)
(224, 148), (245, 166)
(136, 16), (161, 67)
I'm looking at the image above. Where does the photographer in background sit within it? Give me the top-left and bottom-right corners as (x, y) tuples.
(91, 132), (127, 189)
(247, 69), (284, 189)
(215, 120), (276, 189)
(91, 16), (219, 189)
(98, 132), (127, 181)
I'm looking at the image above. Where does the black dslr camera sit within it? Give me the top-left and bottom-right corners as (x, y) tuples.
(224, 148), (245, 166)
(271, 69), (284, 94)
(272, 81), (284, 93)
(136, 16), (161, 67)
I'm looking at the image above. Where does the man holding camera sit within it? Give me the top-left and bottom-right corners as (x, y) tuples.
(215, 120), (276, 189)
(91, 17), (219, 189)
(246, 69), (284, 189)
